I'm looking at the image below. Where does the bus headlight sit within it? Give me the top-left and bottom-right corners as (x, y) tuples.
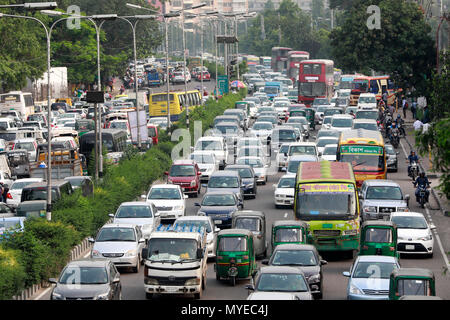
(190, 180), (197, 187)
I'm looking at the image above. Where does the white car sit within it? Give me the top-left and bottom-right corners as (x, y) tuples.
(109, 202), (160, 240)
(390, 212), (435, 257)
(316, 137), (340, 155)
(273, 175), (296, 208)
(357, 93), (377, 110)
(6, 178), (43, 208)
(352, 119), (379, 131)
(249, 121), (273, 144)
(144, 184), (187, 221)
(320, 144), (338, 161)
(275, 143), (291, 171)
(194, 136), (228, 169)
(287, 142), (319, 159)
(51, 136), (78, 149)
(174, 215), (219, 259)
(236, 146), (270, 167)
(285, 155), (318, 176)
(12, 138), (38, 162)
(330, 114), (354, 132)
(321, 116), (333, 129)
(189, 152), (219, 181)
(236, 156), (268, 184)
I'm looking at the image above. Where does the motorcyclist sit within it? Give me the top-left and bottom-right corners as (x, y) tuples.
(413, 171), (430, 203)
(407, 151), (419, 177)
(396, 114), (406, 136)
(389, 122), (400, 143)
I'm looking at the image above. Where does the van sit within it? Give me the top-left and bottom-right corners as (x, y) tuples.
(194, 136), (228, 169)
(358, 93), (377, 110)
(20, 180), (73, 203)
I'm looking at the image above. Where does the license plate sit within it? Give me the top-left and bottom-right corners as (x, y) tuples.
(405, 245), (415, 250)
(214, 220), (222, 224)
(165, 287), (178, 293)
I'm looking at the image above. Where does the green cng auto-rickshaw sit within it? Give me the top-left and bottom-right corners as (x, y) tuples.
(75, 119), (95, 137)
(231, 211), (267, 259)
(304, 108), (316, 130)
(215, 229), (258, 286)
(271, 220), (308, 250)
(359, 221), (398, 257)
(389, 268), (436, 300)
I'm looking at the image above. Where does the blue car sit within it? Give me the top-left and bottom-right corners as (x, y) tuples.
(195, 191), (243, 229)
(342, 255), (400, 300)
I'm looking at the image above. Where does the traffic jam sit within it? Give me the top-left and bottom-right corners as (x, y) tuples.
(1, 51), (446, 301)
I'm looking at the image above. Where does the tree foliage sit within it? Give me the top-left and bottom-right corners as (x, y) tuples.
(329, 0), (435, 97)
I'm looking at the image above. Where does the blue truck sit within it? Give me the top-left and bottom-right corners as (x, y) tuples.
(263, 81), (282, 100)
(147, 69), (163, 87)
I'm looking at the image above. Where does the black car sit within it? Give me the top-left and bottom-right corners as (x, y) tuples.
(195, 191), (243, 228)
(385, 143), (398, 172)
(224, 164), (257, 199)
(262, 244), (327, 299)
(49, 259), (122, 300)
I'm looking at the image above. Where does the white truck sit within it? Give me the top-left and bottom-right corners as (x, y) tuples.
(142, 224), (208, 299)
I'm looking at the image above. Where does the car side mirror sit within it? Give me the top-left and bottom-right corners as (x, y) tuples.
(262, 259), (269, 265)
(142, 248), (148, 259)
(164, 171), (169, 175)
(112, 275), (120, 283)
(281, 167), (287, 172)
(108, 213), (114, 218)
(201, 184), (207, 188)
(245, 284), (255, 291)
(196, 248), (204, 259)
(320, 260), (328, 265)
(139, 238), (145, 244)
(358, 192), (363, 198)
(404, 194), (410, 201)
(48, 278), (57, 284)
(194, 202), (201, 207)
(184, 194), (188, 199)
(430, 223), (436, 230)
(342, 271), (351, 277)
(215, 227), (220, 233)
(154, 212), (160, 217)
(141, 194), (147, 201)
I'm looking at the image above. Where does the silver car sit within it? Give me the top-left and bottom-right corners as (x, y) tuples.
(89, 223), (146, 273)
(109, 202), (161, 240)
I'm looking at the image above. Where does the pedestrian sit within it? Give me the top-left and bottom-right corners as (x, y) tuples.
(382, 91), (388, 108)
(411, 100), (417, 120)
(120, 85), (125, 95)
(422, 106), (430, 124)
(403, 100), (408, 118)
(413, 118), (423, 131)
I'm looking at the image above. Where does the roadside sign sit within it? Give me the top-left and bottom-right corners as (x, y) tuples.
(218, 75), (229, 95)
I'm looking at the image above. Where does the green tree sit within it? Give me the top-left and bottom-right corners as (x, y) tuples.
(329, 0), (435, 96)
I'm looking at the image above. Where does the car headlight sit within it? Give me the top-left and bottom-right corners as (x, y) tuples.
(190, 180), (197, 187)
(396, 207), (409, 212)
(124, 249), (137, 257)
(197, 211), (206, 216)
(145, 278), (159, 285)
(185, 278), (201, 286)
(363, 206), (377, 213)
(174, 205), (184, 211)
(275, 193), (285, 198)
(91, 250), (101, 257)
(308, 274), (321, 283)
(52, 292), (63, 300)
(420, 234), (432, 241)
(96, 292), (110, 300)
(349, 283), (364, 295)
(343, 229), (357, 236)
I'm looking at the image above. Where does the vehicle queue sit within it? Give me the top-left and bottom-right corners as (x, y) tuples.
(4, 55), (441, 301)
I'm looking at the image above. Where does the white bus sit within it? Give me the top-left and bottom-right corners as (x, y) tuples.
(0, 91), (34, 121)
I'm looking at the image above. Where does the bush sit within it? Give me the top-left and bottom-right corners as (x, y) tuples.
(0, 247), (26, 299)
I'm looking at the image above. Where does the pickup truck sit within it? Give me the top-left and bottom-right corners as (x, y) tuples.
(142, 223), (207, 299)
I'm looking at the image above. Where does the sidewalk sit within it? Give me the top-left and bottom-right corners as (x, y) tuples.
(393, 108), (449, 217)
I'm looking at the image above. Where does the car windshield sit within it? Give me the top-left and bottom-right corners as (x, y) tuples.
(208, 176), (239, 188)
(238, 148), (263, 158)
(147, 238), (198, 262)
(218, 236), (247, 251)
(274, 130), (296, 141)
(238, 140), (260, 148)
(237, 158), (263, 168)
(202, 194), (236, 206)
(366, 186), (403, 200)
(116, 205), (152, 218)
(397, 279), (430, 296)
(14, 142), (34, 151)
(365, 228), (392, 243)
(258, 117), (276, 123)
(215, 125), (238, 134)
(296, 188), (357, 218)
(264, 87), (279, 94)
(175, 219), (212, 233)
(391, 216), (428, 229)
(271, 250), (317, 266)
(331, 118), (353, 127)
(317, 139), (339, 148)
(287, 160), (302, 174)
(252, 123), (272, 130)
(314, 99), (329, 105)
(257, 273), (309, 292)
(340, 152), (385, 172)
(289, 146), (316, 156)
(96, 227), (136, 242)
(359, 96), (376, 103)
(279, 145), (290, 154)
(278, 177), (295, 188)
(148, 188), (181, 200)
(196, 140), (222, 151)
(170, 165), (195, 177)
(235, 218), (260, 232)
(59, 267), (108, 285)
(317, 106), (328, 112)
(110, 122), (128, 130)
(190, 154), (214, 164)
(230, 168), (253, 178)
(385, 146), (395, 155)
(317, 130), (340, 139)
(356, 111), (378, 120)
(11, 181), (36, 190)
(354, 123), (378, 130)
(353, 262), (397, 279)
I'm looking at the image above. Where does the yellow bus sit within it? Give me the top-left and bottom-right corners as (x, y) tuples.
(337, 129), (387, 188)
(294, 161), (360, 257)
(148, 90), (201, 122)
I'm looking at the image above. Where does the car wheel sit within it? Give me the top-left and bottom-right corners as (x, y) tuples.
(216, 271), (220, 281)
(133, 256), (140, 273)
(202, 275), (206, 290)
(194, 286), (202, 299)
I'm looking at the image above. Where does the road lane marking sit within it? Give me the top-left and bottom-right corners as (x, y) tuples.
(34, 286), (52, 301)
(400, 139), (450, 270)
(284, 212), (288, 218)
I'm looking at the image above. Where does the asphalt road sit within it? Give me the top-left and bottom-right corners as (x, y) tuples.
(37, 118), (450, 300)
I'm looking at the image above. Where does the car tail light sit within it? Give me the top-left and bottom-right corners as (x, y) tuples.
(389, 247), (395, 251)
(362, 245), (368, 250)
(7, 192), (12, 199)
(216, 256), (223, 260)
(242, 255), (249, 260)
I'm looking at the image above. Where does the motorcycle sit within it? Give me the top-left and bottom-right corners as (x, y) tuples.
(391, 131), (400, 148)
(414, 182), (431, 208)
(397, 122), (406, 137)
(409, 161), (419, 181)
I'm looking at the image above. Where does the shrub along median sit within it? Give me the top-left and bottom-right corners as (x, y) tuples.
(0, 90), (246, 299)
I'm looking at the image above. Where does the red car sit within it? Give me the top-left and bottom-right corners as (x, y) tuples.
(196, 71), (211, 81)
(165, 160), (202, 197)
(147, 124), (158, 145)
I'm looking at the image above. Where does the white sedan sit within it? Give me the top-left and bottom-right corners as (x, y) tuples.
(273, 175), (296, 208)
(236, 156), (268, 185)
(390, 212), (435, 258)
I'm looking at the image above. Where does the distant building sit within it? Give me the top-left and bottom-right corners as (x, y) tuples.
(248, 0), (312, 12)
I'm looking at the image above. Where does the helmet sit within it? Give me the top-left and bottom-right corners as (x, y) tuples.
(397, 114), (401, 118)
(420, 171), (425, 177)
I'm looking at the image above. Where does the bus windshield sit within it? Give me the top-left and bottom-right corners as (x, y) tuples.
(296, 184), (357, 220)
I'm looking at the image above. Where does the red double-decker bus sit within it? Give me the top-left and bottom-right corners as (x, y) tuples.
(287, 51), (310, 83)
(298, 59), (334, 106)
(271, 47), (292, 72)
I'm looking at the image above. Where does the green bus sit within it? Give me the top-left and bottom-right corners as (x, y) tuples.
(294, 161), (360, 258)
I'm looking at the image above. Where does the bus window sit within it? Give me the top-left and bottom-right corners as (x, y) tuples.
(24, 94), (34, 107)
(370, 80), (379, 94)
